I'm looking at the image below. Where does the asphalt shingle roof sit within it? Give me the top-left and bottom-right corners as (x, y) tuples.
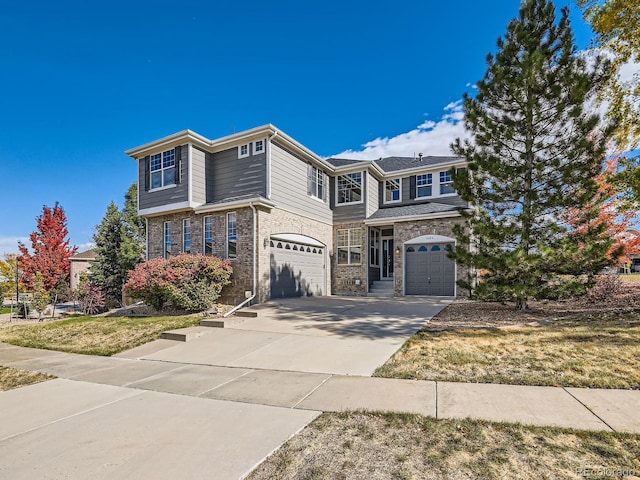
(374, 156), (461, 172)
(367, 202), (461, 220)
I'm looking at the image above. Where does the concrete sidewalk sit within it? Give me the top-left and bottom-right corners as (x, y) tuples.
(2, 342), (639, 434)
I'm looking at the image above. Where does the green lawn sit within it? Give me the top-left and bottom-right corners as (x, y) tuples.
(0, 307), (13, 314)
(0, 315), (201, 356)
(376, 310), (640, 389)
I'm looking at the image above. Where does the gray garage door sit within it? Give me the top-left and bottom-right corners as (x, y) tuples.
(270, 239), (325, 298)
(405, 243), (455, 296)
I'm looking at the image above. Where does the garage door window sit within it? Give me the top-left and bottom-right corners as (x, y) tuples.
(337, 228), (362, 265)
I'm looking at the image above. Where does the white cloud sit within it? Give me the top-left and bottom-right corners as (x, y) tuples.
(0, 236), (28, 257)
(333, 101), (469, 159)
(76, 242), (96, 253)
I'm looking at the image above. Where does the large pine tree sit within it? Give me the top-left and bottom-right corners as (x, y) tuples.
(451, 0), (615, 310)
(17, 203), (78, 291)
(91, 184), (145, 306)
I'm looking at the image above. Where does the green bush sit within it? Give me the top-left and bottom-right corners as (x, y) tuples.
(124, 254), (232, 313)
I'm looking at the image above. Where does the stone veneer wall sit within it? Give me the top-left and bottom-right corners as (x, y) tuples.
(146, 208), (254, 305)
(256, 207), (333, 303)
(393, 216), (471, 297)
(332, 222), (368, 296)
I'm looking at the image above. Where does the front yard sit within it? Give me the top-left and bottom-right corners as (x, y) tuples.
(375, 308), (640, 389)
(0, 315), (201, 356)
(248, 412), (640, 480)
(0, 366), (53, 391)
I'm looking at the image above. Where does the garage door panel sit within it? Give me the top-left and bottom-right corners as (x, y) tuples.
(271, 240), (325, 299)
(405, 243), (456, 296)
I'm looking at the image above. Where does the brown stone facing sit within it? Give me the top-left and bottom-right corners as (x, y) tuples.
(332, 222), (368, 296)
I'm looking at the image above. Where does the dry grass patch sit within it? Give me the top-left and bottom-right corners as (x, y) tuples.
(376, 310), (640, 389)
(248, 412), (640, 480)
(0, 315), (201, 356)
(0, 366), (54, 391)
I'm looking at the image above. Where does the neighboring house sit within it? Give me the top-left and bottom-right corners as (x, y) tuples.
(69, 248), (96, 290)
(125, 125), (472, 304)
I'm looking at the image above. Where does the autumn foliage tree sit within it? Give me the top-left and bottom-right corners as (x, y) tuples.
(17, 203), (78, 291)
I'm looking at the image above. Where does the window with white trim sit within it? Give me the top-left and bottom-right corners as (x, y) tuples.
(337, 172), (362, 204)
(182, 218), (191, 253)
(150, 149), (176, 189)
(384, 178), (401, 203)
(227, 212), (237, 259)
(416, 174), (433, 197)
(238, 144), (249, 158)
(337, 228), (362, 265)
(203, 216), (213, 255)
(309, 165), (325, 200)
(439, 170), (455, 194)
(254, 139), (264, 154)
(163, 221), (171, 258)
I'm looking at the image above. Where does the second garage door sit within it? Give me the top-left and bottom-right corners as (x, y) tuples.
(405, 242), (455, 296)
(270, 237), (325, 298)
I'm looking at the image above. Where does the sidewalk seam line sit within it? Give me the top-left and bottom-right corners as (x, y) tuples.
(121, 363), (190, 388)
(562, 387), (616, 432)
(0, 383), (145, 443)
(198, 369), (256, 396)
(292, 374), (334, 409)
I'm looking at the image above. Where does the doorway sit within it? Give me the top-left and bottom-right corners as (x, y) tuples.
(382, 237), (394, 279)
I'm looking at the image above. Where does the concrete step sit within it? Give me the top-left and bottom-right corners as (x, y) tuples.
(200, 317), (247, 328)
(367, 291), (394, 298)
(234, 310), (258, 318)
(160, 326), (212, 342)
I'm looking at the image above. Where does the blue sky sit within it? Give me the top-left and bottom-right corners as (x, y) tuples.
(0, 1), (598, 255)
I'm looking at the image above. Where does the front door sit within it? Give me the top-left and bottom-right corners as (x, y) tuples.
(382, 238), (394, 279)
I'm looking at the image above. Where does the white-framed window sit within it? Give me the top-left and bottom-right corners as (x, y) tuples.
(163, 221), (171, 258)
(182, 218), (191, 253)
(254, 139), (265, 155)
(337, 172), (363, 204)
(369, 229), (380, 267)
(227, 212), (237, 260)
(203, 216), (213, 255)
(309, 165), (326, 200)
(439, 170), (455, 194)
(337, 228), (362, 265)
(150, 149), (176, 189)
(416, 174), (433, 198)
(238, 144), (249, 159)
(384, 178), (401, 203)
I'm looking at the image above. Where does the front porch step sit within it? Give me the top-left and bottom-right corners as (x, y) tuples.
(368, 281), (395, 297)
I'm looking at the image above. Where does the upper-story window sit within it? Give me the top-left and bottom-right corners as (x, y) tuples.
(384, 178), (401, 203)
(238, 144), (249, 158)
(309, 165), (326, 201)
(227, 212), (237, 260)
(203, 216), (213, 255)
(337, 172), (362, 204)
(182, 218), (191, 253)
(150, 149), (175, 189)
(254, 139), (265, 155)
(416, 174), (433, 198)
(439, 171), (455, 195)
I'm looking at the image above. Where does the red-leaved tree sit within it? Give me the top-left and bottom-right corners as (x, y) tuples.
(566, 154), (640, 266)
(18, 203), (78, 291)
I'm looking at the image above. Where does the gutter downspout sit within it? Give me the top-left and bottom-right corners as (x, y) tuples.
(224, 201), (258, 317)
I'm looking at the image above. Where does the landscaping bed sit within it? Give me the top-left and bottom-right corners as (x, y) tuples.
(248, 412), (640, 480)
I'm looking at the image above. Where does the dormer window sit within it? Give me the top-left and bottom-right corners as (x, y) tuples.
(254, 139), (265, 155)
(150, 149), (176, 189)
(239, 144), (249, 158)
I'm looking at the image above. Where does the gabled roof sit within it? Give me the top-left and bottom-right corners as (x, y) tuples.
(367, 202), (460, 220)
(374, 156), (461, 172)
(70, 248), (97, 261)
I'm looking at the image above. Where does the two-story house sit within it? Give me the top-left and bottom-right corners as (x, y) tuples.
(125, 125), (472, 305)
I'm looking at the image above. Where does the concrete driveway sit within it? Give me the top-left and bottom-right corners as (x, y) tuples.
(138, 296), (451, 376)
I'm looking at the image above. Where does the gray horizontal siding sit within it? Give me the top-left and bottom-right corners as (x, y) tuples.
(207, 146), (267, 202)
(139, 146), (189, 211)
(332, 170), (367, 223)
(367, 172), (379, 217)
(191, 146), (206, 205)
(270, 142), (332, 224)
